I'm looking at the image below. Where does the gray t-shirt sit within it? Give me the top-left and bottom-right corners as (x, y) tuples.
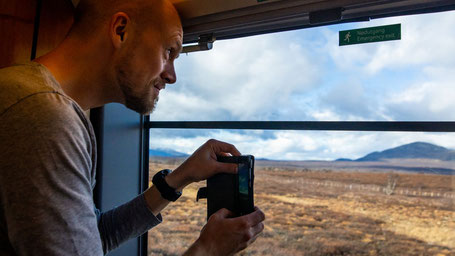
(0, 62), (161, 255)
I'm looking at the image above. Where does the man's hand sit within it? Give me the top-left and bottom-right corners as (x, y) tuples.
(185, 207), (266, 256)
(165, 139), (241, 190)
(144, 139), (240, 216)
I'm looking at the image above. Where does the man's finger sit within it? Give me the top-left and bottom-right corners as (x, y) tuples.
(219, 152), (232, 157)
(211, 140), (241, 156)
(242, 207), (265, 227)
(251, 222), (264, 236)
(245, 222), (264, 246)
(247, 230), (261, 246)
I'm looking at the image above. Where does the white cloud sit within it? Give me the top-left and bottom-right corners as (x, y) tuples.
(309, 109), (342, 121)
(364, 12), (455, 74)
(153, 33), (321, 121)
(384, 66), (455, 120)
(320, 80), (376, 119)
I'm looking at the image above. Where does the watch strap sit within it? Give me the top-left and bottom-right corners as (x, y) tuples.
(152, 169), (182, 202)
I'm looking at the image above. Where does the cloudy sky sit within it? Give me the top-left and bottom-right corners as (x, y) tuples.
(149, 10), (455, 161)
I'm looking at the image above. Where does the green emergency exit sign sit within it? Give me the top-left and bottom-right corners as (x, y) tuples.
(339, 24), (401, 46)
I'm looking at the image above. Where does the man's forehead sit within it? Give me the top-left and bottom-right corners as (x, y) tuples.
(162, 2), (183, 42)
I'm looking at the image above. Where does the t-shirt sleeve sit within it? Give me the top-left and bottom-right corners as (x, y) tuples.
(0, 93), (104, 255)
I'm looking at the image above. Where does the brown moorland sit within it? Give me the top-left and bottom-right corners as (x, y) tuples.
(148, 158), (454, 256)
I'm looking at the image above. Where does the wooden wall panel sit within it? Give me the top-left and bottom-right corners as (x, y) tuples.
(0, 0), (36, 68)
(0, 0), (75, 68)
(35, 0), (74, 58)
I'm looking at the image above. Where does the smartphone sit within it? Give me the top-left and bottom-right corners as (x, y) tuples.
(205, 155), (255, 218)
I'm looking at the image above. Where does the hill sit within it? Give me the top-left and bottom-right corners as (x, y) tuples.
(356, 142), (455, 161)
(149, 148), (188, 157)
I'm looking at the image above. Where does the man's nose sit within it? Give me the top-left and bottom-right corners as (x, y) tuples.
(161, 62), (177, 84)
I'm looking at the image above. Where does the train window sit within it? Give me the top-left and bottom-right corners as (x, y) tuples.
(147, 10), (455, 256)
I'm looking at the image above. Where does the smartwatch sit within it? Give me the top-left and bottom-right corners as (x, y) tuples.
(152, 169), (182, 202)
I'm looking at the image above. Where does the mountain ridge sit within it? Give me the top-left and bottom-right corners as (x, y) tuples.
(150, 142), (455, 161)
(341, 142), (455, 162)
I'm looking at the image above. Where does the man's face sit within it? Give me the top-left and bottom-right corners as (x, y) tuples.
(115, 10), (183, 114)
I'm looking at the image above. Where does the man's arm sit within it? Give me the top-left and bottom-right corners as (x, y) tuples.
(95, 193), (162, 254)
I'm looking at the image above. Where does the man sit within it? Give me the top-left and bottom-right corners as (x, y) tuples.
(0, 0), (265, 255)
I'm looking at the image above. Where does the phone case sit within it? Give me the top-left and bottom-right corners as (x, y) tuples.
(205, 155), (255, 218)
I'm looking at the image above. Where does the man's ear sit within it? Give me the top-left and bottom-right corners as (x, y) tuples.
(110, 12), (130, 49)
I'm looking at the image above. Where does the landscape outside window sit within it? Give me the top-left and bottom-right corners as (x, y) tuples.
(147, 10), (455, 256)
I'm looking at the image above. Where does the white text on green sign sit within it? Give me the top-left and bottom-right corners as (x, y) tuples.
(339, 24), (401, 46)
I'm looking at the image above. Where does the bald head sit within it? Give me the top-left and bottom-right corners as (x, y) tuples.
(71, 0), (181, 39)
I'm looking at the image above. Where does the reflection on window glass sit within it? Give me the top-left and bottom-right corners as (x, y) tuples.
(147, 130), (454, 255)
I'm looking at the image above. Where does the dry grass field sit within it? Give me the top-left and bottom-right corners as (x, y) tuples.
(148, 158), (455, 256)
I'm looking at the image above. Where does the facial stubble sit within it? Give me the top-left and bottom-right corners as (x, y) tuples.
(116, 54), (159, 115)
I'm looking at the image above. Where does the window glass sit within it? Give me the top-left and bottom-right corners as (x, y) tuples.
(152, 11), (455, 122)
(148, 130), (455, 255)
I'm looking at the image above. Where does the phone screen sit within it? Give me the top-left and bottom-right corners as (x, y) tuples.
(238, 162), (249, 196)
